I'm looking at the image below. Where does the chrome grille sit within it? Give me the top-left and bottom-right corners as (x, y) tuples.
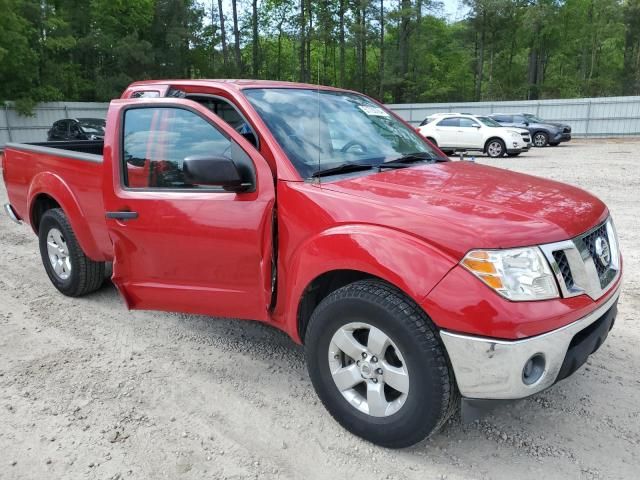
(581, 223), (610, 285)
(552, 250), (574, 290)
(540, 218), (620, 300)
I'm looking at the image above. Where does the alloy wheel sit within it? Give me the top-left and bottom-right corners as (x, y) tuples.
(487, 141), (504, 157)
(46, 228), (71, 280)
(328, 322), (409, 417)
(534, 133), (547, 147)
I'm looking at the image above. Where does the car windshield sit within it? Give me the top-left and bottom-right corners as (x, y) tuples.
(244, 88), (443, 178)
(477, 116), (502, 127)
(524, 114), (545, 123)
(78, 118), (106, 135)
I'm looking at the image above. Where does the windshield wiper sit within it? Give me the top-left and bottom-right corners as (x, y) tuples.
(383, 152), (447, 165)
(311, 153), (445, 178)
(311, 163), (375, 178)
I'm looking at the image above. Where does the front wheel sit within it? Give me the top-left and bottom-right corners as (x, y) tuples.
(38, 208), (105, 297)
(304, 280), (457, 448)
(486, 139), (506, 158)
(533, 132), (549, 147)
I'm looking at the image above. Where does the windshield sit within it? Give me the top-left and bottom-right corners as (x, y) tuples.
(244, 88), (442, 178)
(78, 118), (106, 135)
(477, 116), (502, 127)
(524, 114), (544, 123)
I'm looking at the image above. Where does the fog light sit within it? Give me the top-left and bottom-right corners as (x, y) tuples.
(522, 353), (545, 385)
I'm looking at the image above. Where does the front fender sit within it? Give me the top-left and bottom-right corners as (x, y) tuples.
(276, 224), (458, 342)
(27, 172), (103, 260)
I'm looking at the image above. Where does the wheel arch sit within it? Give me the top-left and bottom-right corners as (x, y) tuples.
(30, 193), (61, 233)
(483, 136), (505, 152)
(27, 172), (103, 260)
(297, 269), (382, 343)
(275, 224), (458, 344)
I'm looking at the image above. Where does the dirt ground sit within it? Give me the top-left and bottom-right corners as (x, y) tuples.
(0, 138), (638, 480)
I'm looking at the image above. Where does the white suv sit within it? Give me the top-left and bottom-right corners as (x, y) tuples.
(418, 114), (531, 157)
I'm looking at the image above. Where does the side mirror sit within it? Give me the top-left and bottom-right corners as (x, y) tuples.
(473, 124), (481, 128)
(523, 122), (529, 126)
(183, 155), (252, 192)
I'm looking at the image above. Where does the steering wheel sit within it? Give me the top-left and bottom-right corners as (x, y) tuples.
(341, 140), (368, 153)
(288, 133), (322, 152)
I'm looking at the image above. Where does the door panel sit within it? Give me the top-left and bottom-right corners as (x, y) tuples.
(434, 118), (460, 147)
(457, 119), (483, 148)
(103, 99), (275, 321)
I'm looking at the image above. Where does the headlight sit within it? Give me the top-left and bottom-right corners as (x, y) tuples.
(461, 247), (559, 301)
(508, 130), (521, 138)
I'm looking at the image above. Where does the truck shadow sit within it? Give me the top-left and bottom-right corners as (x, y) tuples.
(87, 280), (620, 464)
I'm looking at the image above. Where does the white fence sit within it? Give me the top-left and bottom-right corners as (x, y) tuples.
(0, 102), (109, 147)
(3, 96), (640, 148)
(388, 96), (640, 137)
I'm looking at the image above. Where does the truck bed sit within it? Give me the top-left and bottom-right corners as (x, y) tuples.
(2, 141), (113, 261)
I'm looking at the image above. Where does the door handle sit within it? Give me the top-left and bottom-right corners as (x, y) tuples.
(105, 211), (138, 220)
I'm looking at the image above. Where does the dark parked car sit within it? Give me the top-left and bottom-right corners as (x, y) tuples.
(47, 118), (106, 141)
(489, 113), (571, 147)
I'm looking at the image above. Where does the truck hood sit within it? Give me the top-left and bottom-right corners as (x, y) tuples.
(320, 161), (607, 259)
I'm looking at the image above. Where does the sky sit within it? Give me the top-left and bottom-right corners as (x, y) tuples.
(441, 0), (470, 21)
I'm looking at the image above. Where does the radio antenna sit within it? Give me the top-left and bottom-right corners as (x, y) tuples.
(316, 55), (321, 185)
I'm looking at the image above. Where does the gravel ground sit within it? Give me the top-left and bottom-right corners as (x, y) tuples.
(0, 139), (638, 480)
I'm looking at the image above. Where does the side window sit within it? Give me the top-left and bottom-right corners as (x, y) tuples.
(122, 107), (232, 189)
(494, 115), (512, 123)
(459, 118), (479, 128)
(436, 117), (459, 127)
(513, 115), (527, 124)
(70, 122), (80, 135)
(188, 95), (258, 148)
(131, 91), (161, 98)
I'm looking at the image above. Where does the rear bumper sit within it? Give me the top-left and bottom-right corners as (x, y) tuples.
(3, 203), (21, 224)
(440, 284), (620, 400)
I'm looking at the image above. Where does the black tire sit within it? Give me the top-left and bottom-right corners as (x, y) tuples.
(533, 132), (549, 147)
(38, 208), (105, 297)
(426, 137), (437, 146)
(507, 152), (521, 157)
(304, 280), (457, 448)
(549, 142), (560, 146)
(485, 138), (506, 158)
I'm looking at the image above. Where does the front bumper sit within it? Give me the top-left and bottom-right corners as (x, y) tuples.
(440, 284), (620, 400)
(553, 131), (572, 143)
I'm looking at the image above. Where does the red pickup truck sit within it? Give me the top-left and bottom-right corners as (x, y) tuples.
(1, 80), (622, 448)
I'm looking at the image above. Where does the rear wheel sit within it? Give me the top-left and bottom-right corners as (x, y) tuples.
(485, 139), (506, 158)
(38, 208), (105, 297)
(533, 132), (549, 147)
(304, 280), (457, 448)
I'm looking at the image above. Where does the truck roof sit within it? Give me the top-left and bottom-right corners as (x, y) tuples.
(128, 78), (352, 93)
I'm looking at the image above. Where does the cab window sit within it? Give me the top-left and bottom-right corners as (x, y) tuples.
(187, 95), (258, 148)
